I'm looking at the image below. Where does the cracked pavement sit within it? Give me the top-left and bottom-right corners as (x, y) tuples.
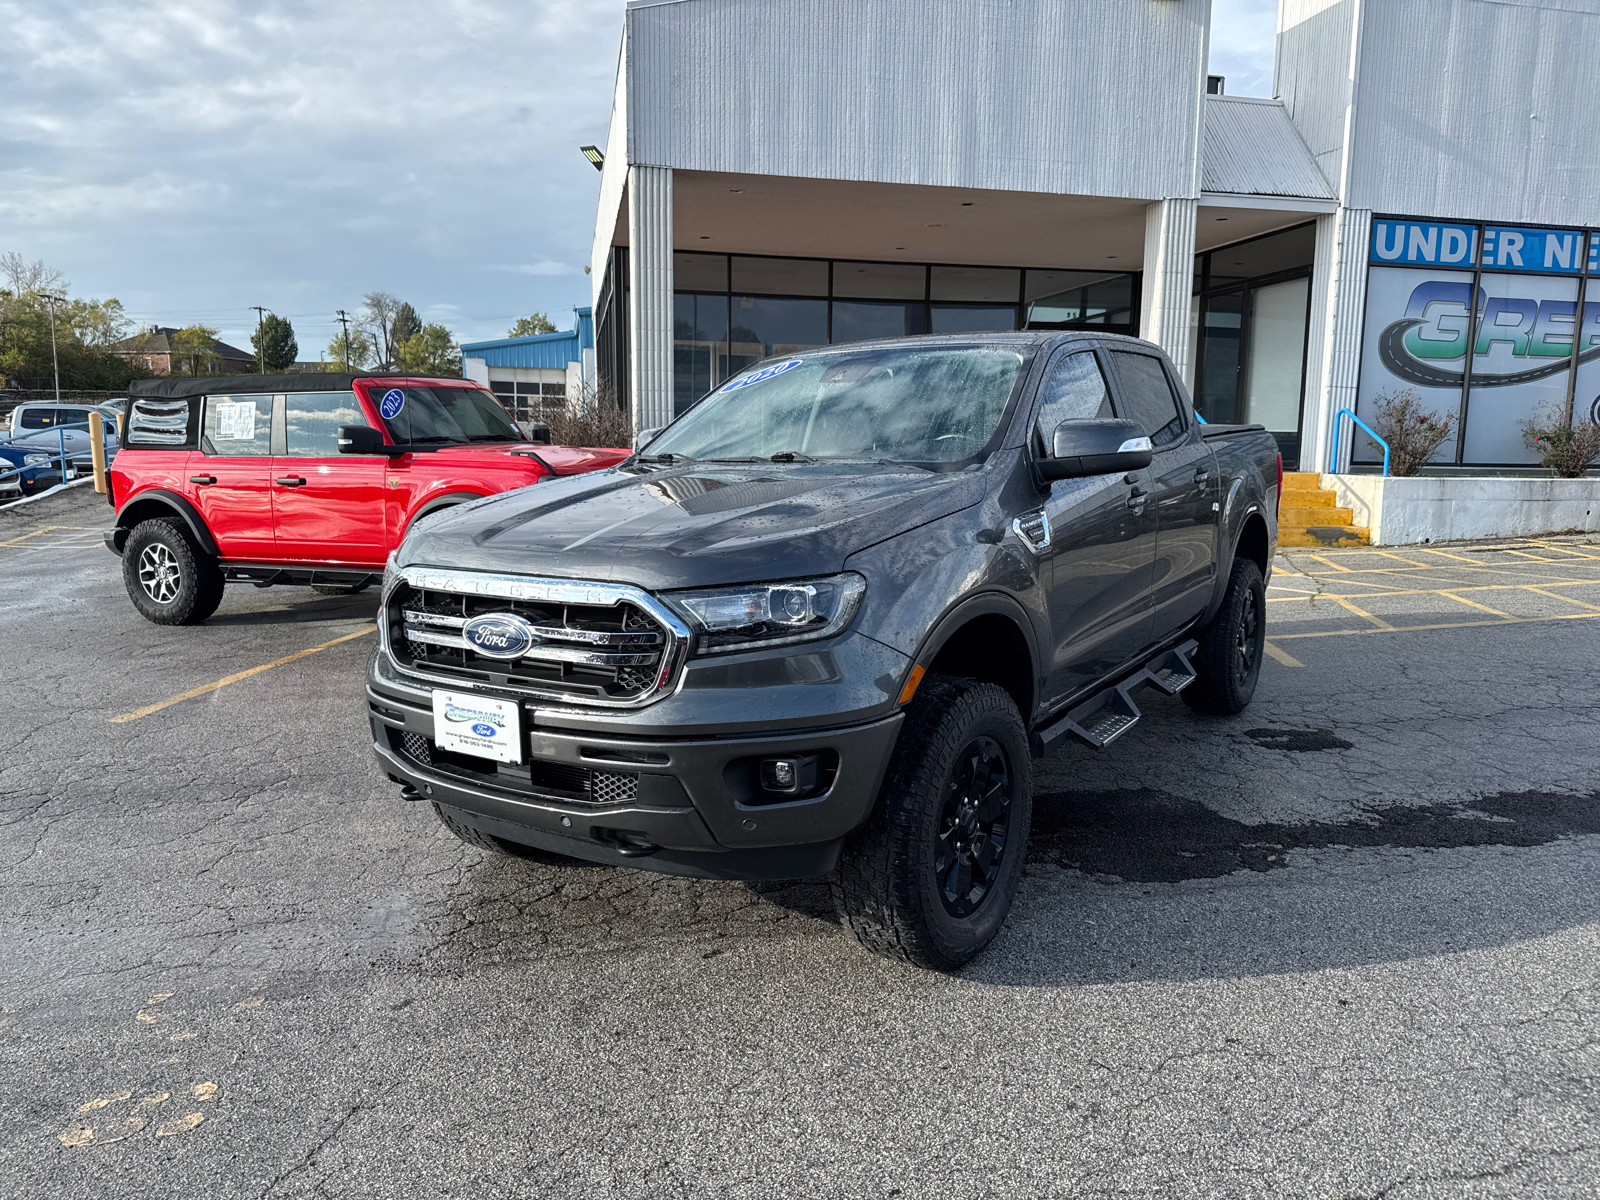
(2, 487), (1597, 1198)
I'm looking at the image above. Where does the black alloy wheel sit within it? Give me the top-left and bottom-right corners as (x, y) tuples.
(933, 736), (1015, 918)
(1182, 556), (1266, 715)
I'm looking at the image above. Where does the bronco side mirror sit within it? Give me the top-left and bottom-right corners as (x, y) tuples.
(1037, 418), (1153, 481)
(338, 424), (403, 456)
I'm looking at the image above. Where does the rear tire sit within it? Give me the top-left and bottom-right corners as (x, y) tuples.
(832, 677), (1032, 971)
(1182, 557), (1265, 715)
(431, 803), (580, 867)
(121, 518), (224, 625)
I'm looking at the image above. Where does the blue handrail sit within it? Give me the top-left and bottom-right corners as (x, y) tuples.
(0, 418), (118, 490)
(1329, 408), (1391, 477)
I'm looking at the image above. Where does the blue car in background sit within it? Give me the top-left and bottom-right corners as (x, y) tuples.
(0, 442), (77, 500)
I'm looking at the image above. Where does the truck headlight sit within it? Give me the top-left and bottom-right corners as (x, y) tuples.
(664, 573), (866, 655)
(23, 453), (49, 466)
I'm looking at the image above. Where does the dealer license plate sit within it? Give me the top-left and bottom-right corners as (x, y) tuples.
(431, 690), (522, 764)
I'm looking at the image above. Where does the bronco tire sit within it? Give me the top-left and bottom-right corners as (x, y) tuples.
(1182, 556), (1266, 715)
(431, 803), (579, 867)
(122, 517), (225, 625)
(832, 676), (1032, 971)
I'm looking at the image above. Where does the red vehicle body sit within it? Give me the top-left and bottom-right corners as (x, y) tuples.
(105, 373), (629, 623)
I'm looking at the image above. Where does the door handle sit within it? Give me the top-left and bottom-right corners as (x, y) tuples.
(1194, 468), (1210, 483)
(275, 476), (306, 487)
(189, 475), (216, 485)
(1126, 488), (1149, 509)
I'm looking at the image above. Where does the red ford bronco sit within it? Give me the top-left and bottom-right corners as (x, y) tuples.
(104, 373), (629, 624)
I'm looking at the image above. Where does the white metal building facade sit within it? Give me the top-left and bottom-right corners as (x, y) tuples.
(590, 0), (1600, 471)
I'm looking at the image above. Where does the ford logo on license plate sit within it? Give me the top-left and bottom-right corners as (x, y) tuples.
(462, 613), (540, 661)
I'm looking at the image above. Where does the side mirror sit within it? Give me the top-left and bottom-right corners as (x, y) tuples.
(634, 426), (663, 451)
(1037, 418), (1153, 481)
(523, 421), (552, 445)
(338, 424), (401, 456)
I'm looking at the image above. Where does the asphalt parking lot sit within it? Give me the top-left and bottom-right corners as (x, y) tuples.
(2, 484), (1598, 1199)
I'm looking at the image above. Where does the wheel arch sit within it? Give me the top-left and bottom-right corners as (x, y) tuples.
(113, 489), (217, 557)
(906, 592), (1040, 725)
(404, 490), (489, 536)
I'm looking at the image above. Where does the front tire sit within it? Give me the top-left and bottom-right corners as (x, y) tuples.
(1182, 557), (1266, 715)
(832, 677), (1032, 971)
(121, 518), (224, 625)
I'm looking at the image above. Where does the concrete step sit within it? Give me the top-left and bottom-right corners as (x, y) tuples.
(1281, 471), (1325, 491)
(1280, 524), (1371, 549)
(1280, 505), (1353, 526)
(1281, 489), (1339, 508)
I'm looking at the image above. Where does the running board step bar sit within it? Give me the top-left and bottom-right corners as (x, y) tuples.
(1029, 640), (1199, 757)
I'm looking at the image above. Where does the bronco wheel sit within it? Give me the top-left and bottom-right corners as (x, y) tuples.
(1182, 557), (1266, 715)
(832, 676), (1032, 971)
(121, 518), (225, 625)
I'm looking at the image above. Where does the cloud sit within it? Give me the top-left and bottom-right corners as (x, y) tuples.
(1209, 0), (1279, 97)
(495, 261), (581, 277)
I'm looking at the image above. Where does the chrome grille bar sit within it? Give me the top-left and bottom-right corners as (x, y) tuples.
(402, 627), (661, 668)
(401, 609), (661, 647)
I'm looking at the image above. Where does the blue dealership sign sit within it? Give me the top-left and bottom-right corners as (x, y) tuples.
(1371, 218), (1593, 275)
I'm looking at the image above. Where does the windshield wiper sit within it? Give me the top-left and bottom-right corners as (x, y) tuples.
(404, 435), (460, 444)
(634, 452), (692, 465)
(768, 451), (815, 463)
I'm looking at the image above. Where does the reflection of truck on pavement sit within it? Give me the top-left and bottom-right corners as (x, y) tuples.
(367, 333), (1281, 970)
(103, 374), (630, 623)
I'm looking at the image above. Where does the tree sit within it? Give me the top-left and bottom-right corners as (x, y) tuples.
(395, 324), (460, 376)
(170, 325), (221, 376)
(0, 252), (66, 296)
(361, 291), (402, 368)
(390, 302), (421, 348)
(0, 256), (139, 388)
(326, 329), (376, 371)
(508, 312), (558, 337)
(252, 313), (298, 373)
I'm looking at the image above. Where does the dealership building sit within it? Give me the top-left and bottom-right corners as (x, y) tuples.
(587, 0), (1600, 471)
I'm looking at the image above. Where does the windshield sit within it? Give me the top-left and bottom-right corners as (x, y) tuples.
(368, 386), (521, 445)
(645, 345), (1027, 464)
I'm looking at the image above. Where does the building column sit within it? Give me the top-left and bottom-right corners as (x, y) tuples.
(1139, 197), (1198, 382)
(627, 165), (674, 431)
(1302, 207), (1372, 473)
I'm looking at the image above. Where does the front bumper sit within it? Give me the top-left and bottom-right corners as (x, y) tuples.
(368, 651), (904, 880)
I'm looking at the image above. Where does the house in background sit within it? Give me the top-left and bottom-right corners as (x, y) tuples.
(461, 308), (595, 425)
(111, 327), (255, 376)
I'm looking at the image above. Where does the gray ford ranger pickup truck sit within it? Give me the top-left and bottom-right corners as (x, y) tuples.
(366, 331), (1280, 969)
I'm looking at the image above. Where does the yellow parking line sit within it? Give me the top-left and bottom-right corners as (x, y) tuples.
(110, 626), (376, 724)
(1523, 586), (1600, 613)
(0, 524), (99, 548)
(1333, 596), (1395, 630)
(1436, 590), (1515, 619)
(1262, 640), (1303, 668)
(1267, 578), (1600, 603)
(1306, 554), (1352, 573)
(1272, 610), (1600, 641)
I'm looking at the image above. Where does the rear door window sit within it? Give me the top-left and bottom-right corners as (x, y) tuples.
(1108, 351), (1186, 447)
(126, 398), (195, 448)
(18, 407), (61, 430)
(283, 390), (371, 456)
(201, 396), (273, 456)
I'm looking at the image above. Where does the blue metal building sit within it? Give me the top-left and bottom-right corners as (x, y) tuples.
(461, 308), (594, 422)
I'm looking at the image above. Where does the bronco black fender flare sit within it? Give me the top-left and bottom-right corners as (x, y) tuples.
(111, 489), (218, 557)
(900, 589), (1043, 726)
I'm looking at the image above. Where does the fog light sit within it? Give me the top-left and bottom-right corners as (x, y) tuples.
(760, 754), (820, 796)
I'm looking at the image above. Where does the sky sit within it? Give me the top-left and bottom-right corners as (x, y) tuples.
(2, 0), (1279, 359)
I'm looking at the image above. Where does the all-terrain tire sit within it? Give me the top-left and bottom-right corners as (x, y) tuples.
(431, 803), (579, 867)
(831, 676), (1032, 971)
(1182, 557), (1266, 715)
(121, 518), (225, 625)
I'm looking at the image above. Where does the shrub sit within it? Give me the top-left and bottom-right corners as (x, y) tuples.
(542, 383), (634, 449)
(1369, 389), (1453, 476)
(1522, 404), (1600, 477)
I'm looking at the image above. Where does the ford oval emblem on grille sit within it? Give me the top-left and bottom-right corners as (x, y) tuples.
(462, 613), (539, 660)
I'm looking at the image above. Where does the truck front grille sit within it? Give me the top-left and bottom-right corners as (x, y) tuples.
(390, 727), (639, 806)
(384, 567), (690, 707)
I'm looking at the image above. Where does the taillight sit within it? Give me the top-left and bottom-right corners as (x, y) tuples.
(1275, 452), (1283, 519)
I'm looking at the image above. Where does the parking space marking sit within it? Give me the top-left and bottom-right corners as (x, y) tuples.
(1272, 609), (1600, 642)
(1261, 640), (1304, 667)
(1332, 596), (1395, 630)
(1525, 586), (1600, 613)
(0, 524), (102, 549)
(1435, 589), (1515, 619)
(110, 625), (376, 724)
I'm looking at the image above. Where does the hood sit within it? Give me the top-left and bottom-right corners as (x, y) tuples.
(401, 461), (984, 589)
(419, 442), (630, 475)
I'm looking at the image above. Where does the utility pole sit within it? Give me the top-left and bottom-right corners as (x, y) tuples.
(250, 306), (268, 373)
(39, 291), (64, 402)
(335, 309), (352, 371)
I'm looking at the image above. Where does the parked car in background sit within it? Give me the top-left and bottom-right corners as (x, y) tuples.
(0, 443), (75, 499)
(0, 401), (121, 475)
(104, 373), (631, 624)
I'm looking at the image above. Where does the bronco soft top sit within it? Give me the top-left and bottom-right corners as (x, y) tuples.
(127, 374), (473, 399)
